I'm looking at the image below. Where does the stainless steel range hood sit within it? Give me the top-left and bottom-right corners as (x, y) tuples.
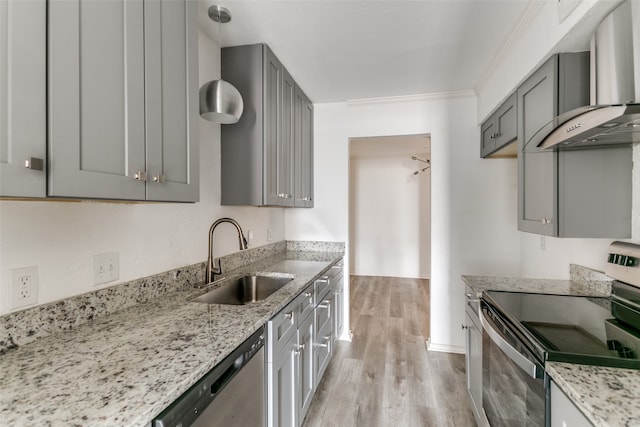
(539, 0), (640, 150)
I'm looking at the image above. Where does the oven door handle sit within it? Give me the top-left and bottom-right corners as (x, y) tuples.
(480, 309), (543, 379)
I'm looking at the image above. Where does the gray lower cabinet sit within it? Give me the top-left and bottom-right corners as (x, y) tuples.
(221, 43), (313, 207)
(47, 0), (198, 202)
(314, 280), (333, 385)
(517, 52), (631, 238)
(267, 282), (322, 427)
(464, 289), (488, 427)
(330, 261), (344, 341)
(480, 93), (517, 158)
(267, 331), (297, 427)
(297, 309), (314, 423)
(0, 0), (46, 198)
(550, 380), (593, 427)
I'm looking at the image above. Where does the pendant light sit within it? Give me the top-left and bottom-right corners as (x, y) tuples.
(199, 5), (244, 124)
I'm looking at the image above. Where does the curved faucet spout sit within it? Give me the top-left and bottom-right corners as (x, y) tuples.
(206, 218), (248, 284)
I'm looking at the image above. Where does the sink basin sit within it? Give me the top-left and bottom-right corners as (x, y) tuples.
(191, 275), (293, 305)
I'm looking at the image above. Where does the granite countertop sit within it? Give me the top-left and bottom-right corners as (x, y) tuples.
(461, 275), (611, 298)
(461, 270), (640, 427)
(0, 250), (343, 426)
(546, 362), (640, 427)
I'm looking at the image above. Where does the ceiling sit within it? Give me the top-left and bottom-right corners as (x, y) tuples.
(198, 0), (534, 103)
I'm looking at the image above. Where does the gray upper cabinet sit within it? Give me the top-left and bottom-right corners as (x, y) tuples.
(517, 52), (631, 238)
(48, 0), (198, 202)
(480, 93), (517, 158)
(0, 0), (46, 198)
(294, 85), (314, 208)
(221, 43), (313, 207)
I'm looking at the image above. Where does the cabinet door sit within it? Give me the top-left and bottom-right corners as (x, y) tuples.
(558, 147), (631, 238)
(494, 93), (517, 149)
(466, 311), (485, 426)
(480, 118), (496, 158)
(0, 0), (46, 197)
(550, 381), (593, 427)
(520, 151), (557, 235)
(294, 86), (314, 207)
(517, 56), (557, 234)
(48, 0), (146, 200)
(298, 312), (314, 424)
(518, 56), (557, 154)
(268, 336), (298, 427)
(277, 68), (294, 206)
(264, 46), (282, 206)
(144, 0), (199, 202)
(331, 266), (344, 340)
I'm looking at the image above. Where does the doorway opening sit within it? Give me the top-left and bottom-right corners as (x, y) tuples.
(348, 134), (431, 338)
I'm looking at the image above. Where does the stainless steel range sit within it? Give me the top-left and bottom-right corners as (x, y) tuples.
(480, 241), (640, 426)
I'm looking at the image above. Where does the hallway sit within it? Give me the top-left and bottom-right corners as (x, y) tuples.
(303, 276), (475, 427)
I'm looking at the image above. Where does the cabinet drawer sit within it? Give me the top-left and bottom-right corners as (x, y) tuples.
(314, 275), (331, 305)
(267, 304), (297, 363)
(296, 285), (315, 326)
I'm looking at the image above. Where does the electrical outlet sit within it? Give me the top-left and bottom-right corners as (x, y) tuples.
(247, 229), (254, 244)
(93, 252), (119, 286)
(11, 266), (39, 309)
(267, 228), (273, 241)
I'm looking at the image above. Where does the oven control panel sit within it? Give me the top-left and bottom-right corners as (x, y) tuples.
(606, 241), (640, 288)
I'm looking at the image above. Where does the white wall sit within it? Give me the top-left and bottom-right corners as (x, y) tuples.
(285, 94), (521, 352)
(349, 137), (431, 278)
(0, 30), (285, 315)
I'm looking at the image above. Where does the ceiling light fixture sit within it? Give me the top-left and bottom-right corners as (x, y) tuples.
(199, 5), (244, 124)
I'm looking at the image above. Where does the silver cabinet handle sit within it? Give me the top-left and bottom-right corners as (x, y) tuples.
(305, 292), (313, 298)
(24, 157), (44, 171)
(152, 174), (165, 183)
(284, 311), (294, 320)
(302, 197), (312, 201)
(480, 309), (542, 379)
(461, 324), (469, 330)
(134, 171), (147, 181)
(540, 218), (552, 224)
(317, 300), (331, 309)
(278, 193), (292, 198)
(317, 336), (331, 348)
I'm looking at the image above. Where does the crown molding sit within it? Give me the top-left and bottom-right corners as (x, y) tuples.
(346, 90), (476, 106)
(474, 1), (545, 95)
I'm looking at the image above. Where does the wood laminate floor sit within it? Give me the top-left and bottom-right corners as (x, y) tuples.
(302, 276), (476, 427)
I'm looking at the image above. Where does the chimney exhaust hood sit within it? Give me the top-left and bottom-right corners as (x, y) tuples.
(538, 0), (640, 150)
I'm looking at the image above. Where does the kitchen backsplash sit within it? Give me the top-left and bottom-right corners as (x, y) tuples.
(0, 240), (344, 354)
(570, 263), (613, 295)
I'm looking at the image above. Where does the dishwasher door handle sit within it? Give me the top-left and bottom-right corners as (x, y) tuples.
(480, 309), (543, 379)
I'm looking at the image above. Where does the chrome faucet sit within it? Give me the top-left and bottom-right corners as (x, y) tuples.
(206, 218), (248, 284)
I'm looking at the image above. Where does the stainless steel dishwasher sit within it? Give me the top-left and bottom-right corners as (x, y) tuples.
(153, 327), (265, 427)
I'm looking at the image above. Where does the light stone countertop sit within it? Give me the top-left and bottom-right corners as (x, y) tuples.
(0, 250), (343, 426)
(462, 271), (640, 427)
(461, 275), (611, 298)
(546, 362), (640, 427)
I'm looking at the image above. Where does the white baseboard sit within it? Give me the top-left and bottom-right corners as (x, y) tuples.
(425, 338), (465, 354)
(336, 329), (353, 342)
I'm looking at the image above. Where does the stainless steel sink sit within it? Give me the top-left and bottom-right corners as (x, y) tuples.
(191, 275), (293, 305)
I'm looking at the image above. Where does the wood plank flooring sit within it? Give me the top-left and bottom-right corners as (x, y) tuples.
(302, 276), (476, 427)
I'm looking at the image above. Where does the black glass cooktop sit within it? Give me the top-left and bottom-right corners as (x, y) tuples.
(483, 291), (640, 369)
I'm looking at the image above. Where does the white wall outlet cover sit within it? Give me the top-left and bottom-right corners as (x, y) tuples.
(93, 252), (120, 286)
(11, 266), (39, 309)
